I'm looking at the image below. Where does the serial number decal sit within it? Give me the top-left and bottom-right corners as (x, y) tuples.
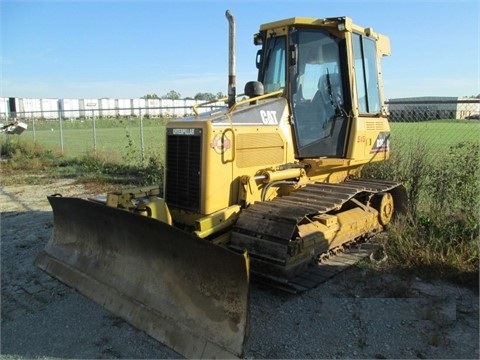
(260, 110), (278, 125)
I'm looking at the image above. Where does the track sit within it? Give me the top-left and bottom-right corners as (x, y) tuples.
(231, 178), (407, 292)
(253, 238), (383, 293)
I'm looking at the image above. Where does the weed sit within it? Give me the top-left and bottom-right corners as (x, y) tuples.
(403, 140), (431, 216)
(140, 156), (164, 187)
(427, 142), (479, 216)
(1, 136), (164, 188)
(1, 136), (59, 171)
(364, 140), (432, 216)
(364, 141), (480, 288)
(120, 123), (140, 166)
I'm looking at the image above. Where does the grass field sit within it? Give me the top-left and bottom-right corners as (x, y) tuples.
(14, 118), (479, 164)
(20, 118), (168, 163)
(390, 120), (480, 162)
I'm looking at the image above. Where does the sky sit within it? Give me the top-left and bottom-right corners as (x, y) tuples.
(1, 0), (479, 100)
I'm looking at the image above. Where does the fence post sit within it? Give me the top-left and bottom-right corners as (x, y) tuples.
(31, 113), (37, 144)
(139, 108), (145, 165)
(92, 109), (97, 153)
(58, 109), (64, 154)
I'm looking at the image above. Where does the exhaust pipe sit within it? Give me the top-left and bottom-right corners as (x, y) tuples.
(226, 10), (236, 108)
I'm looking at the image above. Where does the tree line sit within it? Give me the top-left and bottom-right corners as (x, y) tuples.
(142, 91), (226, 101)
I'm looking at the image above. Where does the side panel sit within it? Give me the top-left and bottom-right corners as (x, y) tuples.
(207, 98), (294, 213)
(345, 116), (390, 162)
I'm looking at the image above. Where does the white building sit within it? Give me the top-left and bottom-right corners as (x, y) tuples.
(387, 96), (479, 121)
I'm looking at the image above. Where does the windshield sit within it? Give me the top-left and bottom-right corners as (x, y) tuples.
(291, 28), (347, 157)
(258, 27), (348, 158)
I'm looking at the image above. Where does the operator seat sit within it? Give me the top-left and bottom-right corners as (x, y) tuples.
(310, 73), (342, 136)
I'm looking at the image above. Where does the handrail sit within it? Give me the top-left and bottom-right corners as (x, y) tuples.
(191, 89), (284, 116)
(227, 90), (284, 113)
(192, 97), (228, 116)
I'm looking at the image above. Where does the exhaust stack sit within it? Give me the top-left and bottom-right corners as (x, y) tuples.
(226, 10), (236, 108)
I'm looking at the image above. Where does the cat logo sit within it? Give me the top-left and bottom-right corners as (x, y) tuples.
(260, 110), (278, 125)
(371, 132), (390, 153)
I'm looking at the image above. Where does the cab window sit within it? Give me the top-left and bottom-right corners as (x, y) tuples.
(291, 29), (345, 153)
(353, 34), (381, 114)
(262, 36), (286, 93)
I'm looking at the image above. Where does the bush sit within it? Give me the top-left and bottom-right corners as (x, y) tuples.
(1, 135), (164, 188)
(60, 152), (164, 187)
(364, 141), (479, 287)
(1, 136), (59, 170)
(427, 142), (479, 216)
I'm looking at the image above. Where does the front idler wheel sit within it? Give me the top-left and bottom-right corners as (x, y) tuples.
(371, 192), (394, 226)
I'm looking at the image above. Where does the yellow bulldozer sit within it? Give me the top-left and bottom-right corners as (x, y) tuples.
(36, 11), (407, 359)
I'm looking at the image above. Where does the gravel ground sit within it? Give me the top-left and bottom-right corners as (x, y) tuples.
(1, 176), (478, 359)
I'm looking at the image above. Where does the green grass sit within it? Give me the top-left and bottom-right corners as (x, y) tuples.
(19, 117), (480, 163)
(390, 120), (480, 162)
(363, 127), (479, 288)
(23, 117), (168, 163)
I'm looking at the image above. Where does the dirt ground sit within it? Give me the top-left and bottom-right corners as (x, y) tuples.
(1, 175), (479, 359)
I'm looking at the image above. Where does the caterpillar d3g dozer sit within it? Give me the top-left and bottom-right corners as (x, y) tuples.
(35, 10), (407, 359)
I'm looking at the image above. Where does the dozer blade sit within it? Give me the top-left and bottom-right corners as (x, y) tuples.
(35, 196), (250, 359)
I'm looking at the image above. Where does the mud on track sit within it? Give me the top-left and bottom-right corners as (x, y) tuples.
(1, 177), (478, 359)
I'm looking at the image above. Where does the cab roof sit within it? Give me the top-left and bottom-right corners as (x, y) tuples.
(259, 16), (390, 55)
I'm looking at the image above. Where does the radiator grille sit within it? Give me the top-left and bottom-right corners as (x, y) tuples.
(165, 131), (202, 212)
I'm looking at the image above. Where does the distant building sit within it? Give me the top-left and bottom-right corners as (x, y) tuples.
(386, 96), (480, 121)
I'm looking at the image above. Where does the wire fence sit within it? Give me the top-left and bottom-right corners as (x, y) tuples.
(377, 99), (480, 218)
(385, 99), (480, 164)
(2, 99), (479, 165)
(1, 104), (225, 164)
(387, 99), (479, 121)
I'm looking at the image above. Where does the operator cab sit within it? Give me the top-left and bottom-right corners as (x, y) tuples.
(254, 17), (386, 159)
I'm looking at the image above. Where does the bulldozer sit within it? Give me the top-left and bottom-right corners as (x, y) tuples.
(35, 11), (407, 359)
